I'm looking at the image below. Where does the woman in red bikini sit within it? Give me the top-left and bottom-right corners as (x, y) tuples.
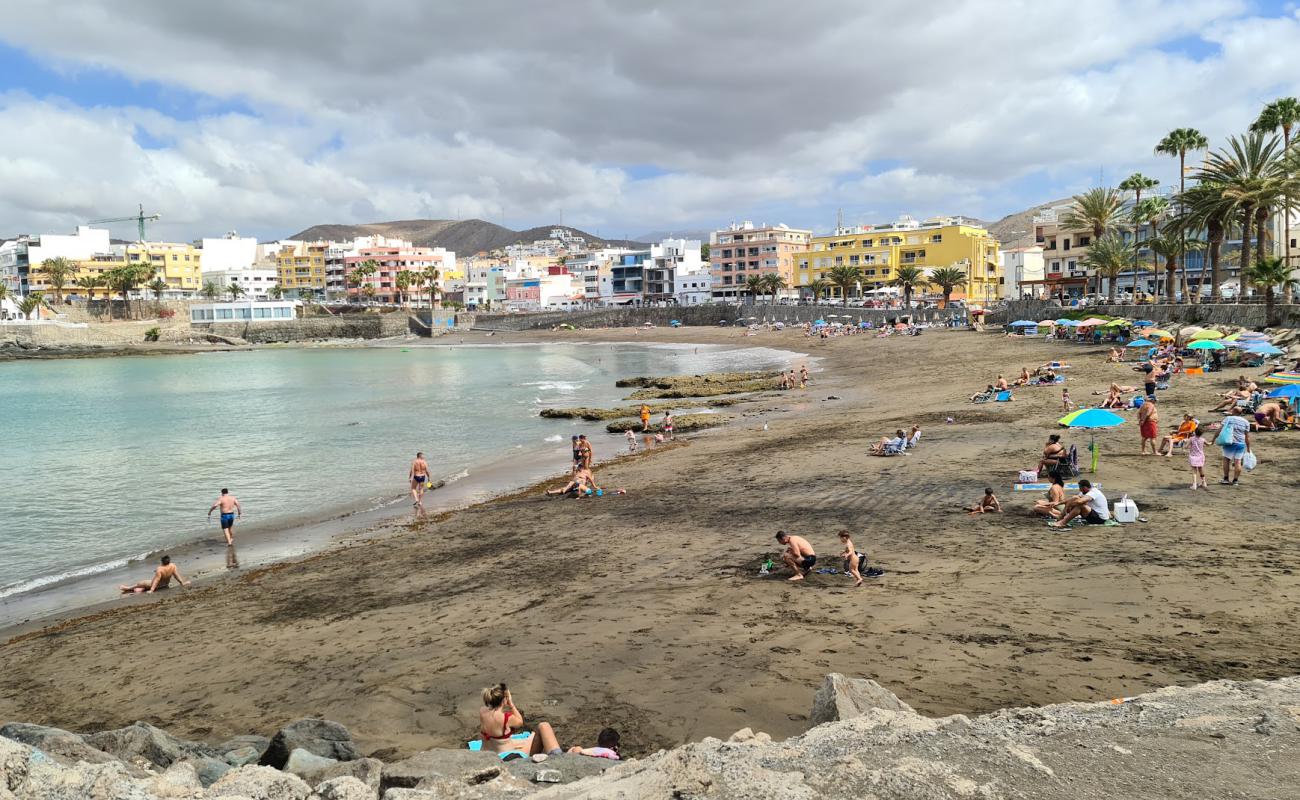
(478, 683), (562, 759)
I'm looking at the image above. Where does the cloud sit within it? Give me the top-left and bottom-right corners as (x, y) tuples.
(0, 0), (1298, 241)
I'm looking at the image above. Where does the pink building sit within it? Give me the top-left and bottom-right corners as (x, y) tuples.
(345, 244), (454, 304)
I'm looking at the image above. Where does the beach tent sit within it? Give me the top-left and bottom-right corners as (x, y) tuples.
(1058, 408), (1125, 473)
(1101, 319), (1128, 327)
(1188, 340), (1226, 351)
(1125, 339), (1155, 348)
(1189, 329), (1224, 340)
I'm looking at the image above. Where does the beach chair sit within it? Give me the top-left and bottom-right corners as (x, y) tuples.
(971, 391), (993, 404)
(995, 390), (1013, 402)
(1155, 379), (1170, 391)
(1050, 446), (1080, 480)
(878, 440), (906, 456)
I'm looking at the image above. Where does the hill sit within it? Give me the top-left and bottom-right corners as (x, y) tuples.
(287, 218), (645, 254)
(978, 198), (1070, 248)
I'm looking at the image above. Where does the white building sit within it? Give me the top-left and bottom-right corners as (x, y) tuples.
(199, 232), (258, 272)
(999, 245), (1046, 299)
(197, 233), (281, 299)
(189, 300), (298, 324)
(201, 267), (280, 300)
(1, 227), (112, 296)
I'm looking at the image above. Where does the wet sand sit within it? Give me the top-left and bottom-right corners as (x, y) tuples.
(2, 326), (1299, 759)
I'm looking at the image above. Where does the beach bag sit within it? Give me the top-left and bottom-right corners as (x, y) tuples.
(1243, 451), (1257, 471)
(1214, 425), (1234, 447)
(1018, 470), (1038, 483)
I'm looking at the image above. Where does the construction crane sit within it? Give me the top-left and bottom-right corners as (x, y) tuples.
(88, 204), (161, 241)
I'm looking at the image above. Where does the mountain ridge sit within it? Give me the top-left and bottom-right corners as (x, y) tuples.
(287, 218), (646, 254)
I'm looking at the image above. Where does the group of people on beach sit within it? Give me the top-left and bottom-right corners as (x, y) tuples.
(778, 364), (809, 390)
(773, 530), (882, 587)
(478, 683), (621, 762)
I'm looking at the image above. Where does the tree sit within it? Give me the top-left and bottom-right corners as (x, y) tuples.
(299, 286), (316, 304)
(228, 282), (246, 301)
(1252, 98), (1300, 274)
(826, 265), (863, 306)
(268, 284), (284, 300)
(74, 274), (104, 313)
(201, 280), (220, 301)
(1195, 132), (1287, 286)
(1120, 173), (1161, 300)
(889, 265), (926, 309)
(1149, 232), (1205, 303)
(1082, 233), (1137, 303)
(105, 264), (150, 320)
(18, 292), (45, 320)
(1245, 256), (1295, 326)
(395, 269), (417, 306)
(760, 272), (786, 303)
(148, 277), (168, 301)
(700, 243), (710, 261)
(927, 265), (967, 308)
(743, 274), (765, 304)
(362, 284), (377, 303)
(1173, 181), (1235, 301)
(421, 265), (442, 310)
(38, 257), (76, 304)
(806, 278), (830, 303)
(1062, 187), (1124, 297)
(1131, 196), (1168, 300)
(1156, 128), (1211, 302)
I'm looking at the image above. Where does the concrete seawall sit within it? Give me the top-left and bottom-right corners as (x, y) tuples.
(471, 304), (967, 331)
(203, 313), (414, 343)
(994, 299), (1300, 329)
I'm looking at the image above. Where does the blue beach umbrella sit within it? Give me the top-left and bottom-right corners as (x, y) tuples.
(1134, 319), (1156, 327)
(1009, 320), (1039, 327)
(1058, 408), (1125, 473)
(1125, 339), (1155, 347)
(1267, 384), (1300, 400)
(1245, 344), (1284, 355)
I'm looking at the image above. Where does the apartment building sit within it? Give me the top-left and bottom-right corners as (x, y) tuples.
(275, 241), (329, 296)
(709, 222), (811, 301)
(343, 240), (456, 305)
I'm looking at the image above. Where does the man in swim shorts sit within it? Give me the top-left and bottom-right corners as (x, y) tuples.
(409, 451), (430, 509)
(1138, 394), (1159, 455)
(207, 488), (242, 546)
(120, 555), (189, 594)
(775, 531), (816, 582)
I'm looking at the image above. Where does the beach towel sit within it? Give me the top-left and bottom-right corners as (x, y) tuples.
(468, 734), (532, 759)
(995, 390), (1012, 402)
(1012, 482), (1096, 491)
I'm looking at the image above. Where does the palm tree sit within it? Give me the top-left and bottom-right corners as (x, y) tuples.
(761, 273), (786, 303)
(421, 265), (442, 310)
(1062, 187), (1124, 296)
(1081, 233), (1136, 303)
(1132, 196), (1168, 300)
(148, 277), (168, 301)
(806, 278), (830, 303)
(889, 265), (926, 309)
(38, 257), (76, 304)
(1120, 174), (1160, 300)
(299, 286), (316, 305)
(743, 274), (764, 304)
(926, 265), (966, 308)
(1174, 181), (1235, 301)
(1156, 128), (1211, 302)
(74, 274), (104, 314)
(201, 280), (220, 301)
(1149, 232), (1206, 303)
(1195, 132), (1287, 283)
(227, 282), (246, 301)
(17, 292), (45, 320)
(1245, 256), (1295, 326)
(268, 284), (284, 300)
(826, 265), (863, 306)
(394, 269), (417, 306)
(362, 284), (377, 304)
(1252, 98), (1300, 273)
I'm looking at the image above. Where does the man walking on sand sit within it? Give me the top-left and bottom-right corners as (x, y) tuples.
(1139, 395), (1159, 455)
(207, 489), (241, 546)
(410, 451), (430, 509)
(775, 531), (816, 582)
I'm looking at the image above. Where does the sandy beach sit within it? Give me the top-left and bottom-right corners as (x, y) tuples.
(2, 325), (1299, 760)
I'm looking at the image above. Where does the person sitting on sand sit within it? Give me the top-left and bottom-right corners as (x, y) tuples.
(906, 425), (922, 449)
(965, 488), (1002, 515)
(994, 374), (1009, 391)
(1252, 399), (1290, 431)
(548, 468), (596, 497)
(1099, 383), (1124, 409)
(1157, 413), (1198, 456)
(1049, 479), (1110, 528)
(838, 530), (866, 587)
(1012, 367), (1031, 387)
(870, 429), (907, 455)
(1038, 434), (1066, 476)
(1033, 476), (1067, 519)
(1107, 347), (1122, 363)
(567, 728), (622, 760)
(1210, 389), (1250, 413)
(120, 555), (188, 594)
(970, 384), (995, 402)
(775, 531), (816, 582)
(479, 683), (561, 759)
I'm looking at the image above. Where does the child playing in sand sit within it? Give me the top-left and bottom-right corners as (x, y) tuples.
(625, 429), (636, 452)
(1061, 388), (1073, 412)
(838, 530), (865, 587)
(1187, 426), (1207, 490)
(966, 488), (1002, 515)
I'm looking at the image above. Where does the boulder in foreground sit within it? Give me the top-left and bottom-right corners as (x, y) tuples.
(259, 719), (360, 769)
(809, 673), (916, 727)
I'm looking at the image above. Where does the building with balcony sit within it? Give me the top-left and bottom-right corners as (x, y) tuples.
(66, 241), (203, 299)
(793, 216), (1000, 304)
(275, 241), (329, 297)
(2, 226), (112, 297)
(343, 240), (456, 305)
(998, 245), (1046, 299)
(709, 222), (811, 301)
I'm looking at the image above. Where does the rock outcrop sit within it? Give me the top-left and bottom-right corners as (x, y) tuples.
(3, 676), (1299, 799)
(259, 720), (361, 770)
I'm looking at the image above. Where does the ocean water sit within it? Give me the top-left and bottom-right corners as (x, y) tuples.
(0, 342), (798, 599)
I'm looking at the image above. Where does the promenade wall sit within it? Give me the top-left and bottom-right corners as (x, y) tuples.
(993, 299), (1300, 330)
(204, 313), (413, 343)
(470, 303), (967, 331)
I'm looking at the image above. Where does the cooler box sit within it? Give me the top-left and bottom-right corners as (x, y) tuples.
(1113, 496), (1139, 523)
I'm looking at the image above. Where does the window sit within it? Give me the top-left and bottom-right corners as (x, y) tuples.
(834, 256), (843, 265)
(216, 308), (233, 320)
(849, 255), (859, 265)
(1063, 239), (1071, 250)
(931, 234), (942, 243)
(721, 249), (732, 258)
(1079, 236), (1090, 247)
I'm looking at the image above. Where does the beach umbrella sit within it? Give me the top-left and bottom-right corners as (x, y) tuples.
(1267, 384), (1300, 400)
(1058, 408), (1125, 473)
(1140, 328), (1173, 338)
(1244, 343), (1284, 355)
(1101, 319), (1128, 328)
(1265, 372), (1300, 385)
(1055, 318), (1074, 325)
(1125, 339), (1155, 347)
(1189, 329), (1224, 340)
(1134, 319), (1156, 327)
(1188, 340), (1226, 351)
(1222, 332), (1241, 342)
(1238, 332), (1270, 341)
(1009, 319), (1039, 327)
(814, 319), (826, 325)
(1079, 317), (1108, 326)
(1038, 319), (1056, 326)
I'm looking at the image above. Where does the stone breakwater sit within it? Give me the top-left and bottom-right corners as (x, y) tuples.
(2, 674), (1297, 799)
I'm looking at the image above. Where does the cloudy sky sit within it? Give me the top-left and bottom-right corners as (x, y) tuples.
(1, 0), (1299, 243)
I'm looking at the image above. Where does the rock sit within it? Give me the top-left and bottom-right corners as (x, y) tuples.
(298, 757), (382, 791)
(380, 750), (499, 790)
(604, 413), (729, 434)
(284, 748), (338, 777)
(531, 768), (561, 784)
(180, 755), (231, 787)
(380, 790), (440, 800)
(0, 722), (119, 766)
(809, 673), (915, 727)
(207, 764), (312, 799)
(86, 721), (215, 769)
(259, 720), (360, 770)
(314, 775), (375, 800)
(505, 753), (618, 785)
(149, 760), (202, 796)
(218, 736), (271, 766)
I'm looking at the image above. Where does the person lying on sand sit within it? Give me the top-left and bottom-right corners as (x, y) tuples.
(567, 727), (622, 760)
(1210, 389), (1250, 413)
(965, 488), (1002, 515)
(870, 430), (907, 455)
(1033, 476), (1067, 519)
(838, 530), (865, 587)
(479, 683), (561, 759)
(775, 531), (816, 582)
(120, 555), (188, 594)
(548, 468), (599, 497)
(970, 384), (994, 402)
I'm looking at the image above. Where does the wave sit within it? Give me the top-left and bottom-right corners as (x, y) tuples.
(0, 551), (153, 600)
(544, 434), (564, 442)
(521, 381), (584, 392)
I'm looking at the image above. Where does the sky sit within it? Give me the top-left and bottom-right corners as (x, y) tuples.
(1, 0), (1299, 244)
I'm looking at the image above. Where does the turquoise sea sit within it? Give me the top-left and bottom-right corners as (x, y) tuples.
(0, 342), (798, 602)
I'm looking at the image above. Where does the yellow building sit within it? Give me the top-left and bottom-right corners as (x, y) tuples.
(276, 241), (328, 293)
(793, 216), (1000, 305)
(74, 241), (203, 297)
